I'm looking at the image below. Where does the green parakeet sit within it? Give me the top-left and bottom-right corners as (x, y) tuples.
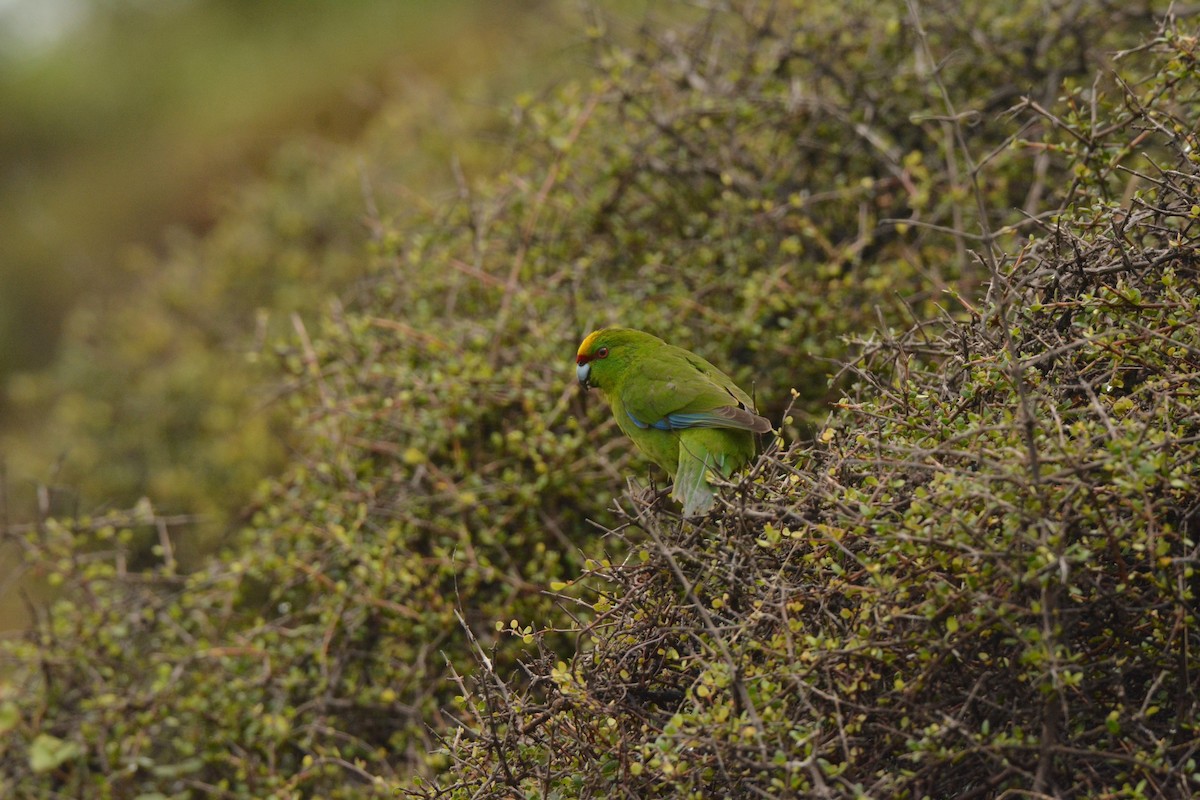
(576, 327), (771, 515)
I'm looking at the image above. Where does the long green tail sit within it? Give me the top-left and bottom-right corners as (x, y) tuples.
(672, 432), (727, 516)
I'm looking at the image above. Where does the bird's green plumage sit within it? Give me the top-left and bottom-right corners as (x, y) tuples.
(576, 328), (770, 515)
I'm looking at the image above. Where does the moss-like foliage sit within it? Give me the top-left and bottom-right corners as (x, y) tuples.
(1, 2), (1195, 798)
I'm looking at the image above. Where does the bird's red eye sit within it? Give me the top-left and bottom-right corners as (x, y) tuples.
(597, 347), (609, 359)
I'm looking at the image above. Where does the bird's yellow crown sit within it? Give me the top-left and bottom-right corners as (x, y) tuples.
(577, 329), (606, 359)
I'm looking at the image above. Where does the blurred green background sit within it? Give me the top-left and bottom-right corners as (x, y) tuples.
(0, 0), (570, 380)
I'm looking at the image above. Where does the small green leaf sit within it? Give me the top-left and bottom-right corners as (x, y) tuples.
(0, 702), (18, 735)
(28, 734), (83, 773)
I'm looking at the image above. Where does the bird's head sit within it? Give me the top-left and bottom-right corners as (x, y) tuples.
(576, 327), (653, 392)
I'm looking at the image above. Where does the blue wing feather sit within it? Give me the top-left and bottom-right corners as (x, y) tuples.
(628, 409), (758, 431)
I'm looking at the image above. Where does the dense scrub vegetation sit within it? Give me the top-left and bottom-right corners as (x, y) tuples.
(2, 1), (1197, 798)
(432, 85), (1200, 796)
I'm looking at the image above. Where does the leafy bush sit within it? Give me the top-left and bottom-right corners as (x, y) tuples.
(1, 1), (1192, 798)
(423, 13), (1200, 799)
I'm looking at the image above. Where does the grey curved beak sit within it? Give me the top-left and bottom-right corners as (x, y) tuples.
(576, 362), (591, 389)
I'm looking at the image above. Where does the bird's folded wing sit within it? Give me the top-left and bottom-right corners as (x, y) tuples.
(627, 405), (771, 432)
(622, 367), (771, 433)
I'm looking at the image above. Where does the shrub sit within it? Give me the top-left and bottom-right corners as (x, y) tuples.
(421, 13), (1200, 798)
